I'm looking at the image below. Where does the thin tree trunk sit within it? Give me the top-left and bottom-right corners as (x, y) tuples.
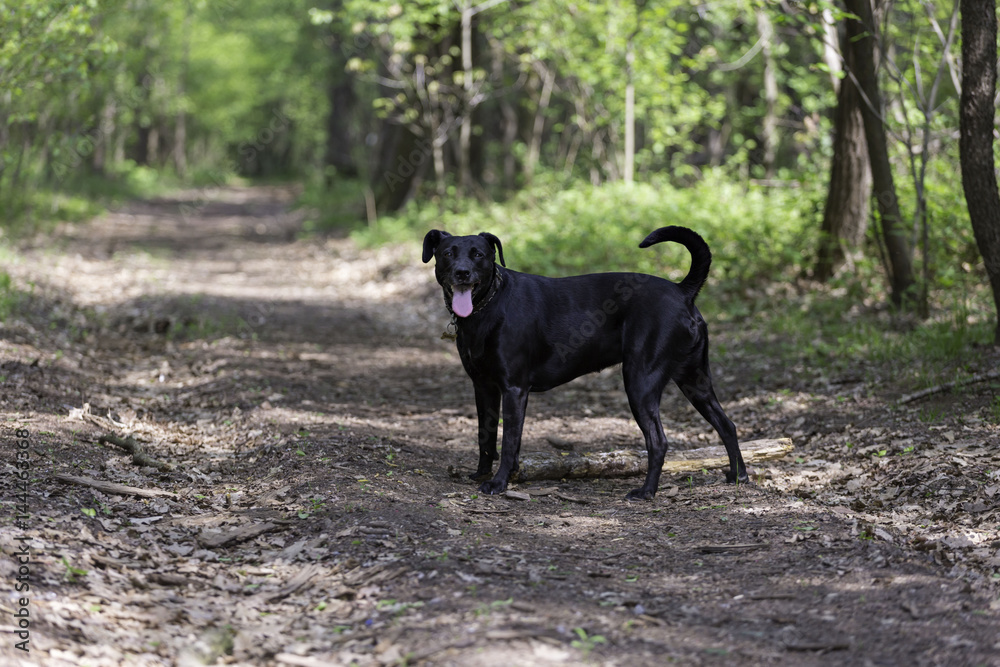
(821, 8), (843, 88)
(488, 35), (518, 190)
(525, 63), (555, 183)
(323, 3), (357, 181)
(756, 8), (778, 179)
(459, 0), (473, 197)
(815, 21), (871, 282)
(843, 0), (918, 311)
(148, 126), (160, 166)
(324, 45), (357, 181)
(371, 122), (423, 213)
(94, 99), (116, 174)
(173, 0), (191, 178)
(624, 32), (635, 184)
(959, 0), (1000, 345)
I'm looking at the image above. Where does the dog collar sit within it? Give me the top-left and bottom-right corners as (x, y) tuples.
(471, 268), (503, 314)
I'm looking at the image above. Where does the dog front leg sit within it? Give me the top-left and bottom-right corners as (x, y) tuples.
(471, 382), (501, 480)
(479, 387), (528, 495)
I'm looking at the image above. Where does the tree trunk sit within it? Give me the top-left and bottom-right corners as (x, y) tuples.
(135, 124), (150, 166)
(756, 8), (779, 179)
(370, 122), (424, 213)
(147, 125), (160, 166)
(324, 45), (357, 181)
(624, 32), (635, 184)
(959, 0), (1000, 345)
(525, 63), (555, 183)
(815, 21), (871, 282)
(843, 0), (919, 311)
(173, 0), (191, 179)
(488, 34), (518, 190)
(93, 99), (116, 175)
(459, 1), (473, 197)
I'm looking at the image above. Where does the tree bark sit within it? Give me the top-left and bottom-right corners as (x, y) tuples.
(624, 32), (635, 184)
(370, 121), (424, 213)
(324, 43), (357, 181)
(173, 0), (191, 178)
(959, 0), (1000, 345)
(756, 8), (779, 179)
(525, 63), (555, 183)
(459, 0), (473, 196)
(843, 0), (918, 311)
(815, 20), (871, 282)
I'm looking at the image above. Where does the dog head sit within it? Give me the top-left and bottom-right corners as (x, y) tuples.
(422, 230), (505, 317)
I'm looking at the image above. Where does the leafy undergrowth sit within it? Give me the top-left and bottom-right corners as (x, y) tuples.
(0, 186), (998, 666)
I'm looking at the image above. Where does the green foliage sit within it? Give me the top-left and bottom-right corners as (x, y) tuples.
(570, 627), (607, 657)
(726, 274), (995, 390)
(0, 271), (21, 322)
(0, 0), (329, 229)
(0, 0), (991, 348)
(297, 177), (369, 233)
(354, 170), (817, 290)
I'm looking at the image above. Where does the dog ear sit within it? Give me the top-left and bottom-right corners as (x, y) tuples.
(422, 230), (451, 263)
(479, 232), (505, 267)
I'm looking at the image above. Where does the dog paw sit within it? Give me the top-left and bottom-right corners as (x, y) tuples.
(469, 468), (493, 481)
(725, 470), (750, 485)
(625, 487), (655, 501)
(478, 478), (508, 495)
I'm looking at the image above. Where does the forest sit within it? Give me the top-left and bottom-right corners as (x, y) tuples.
(2, 0), (999, 333)
(1, 1), (1000, 665)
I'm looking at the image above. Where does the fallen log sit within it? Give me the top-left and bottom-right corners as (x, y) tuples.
(511, 438), (792, 483)
(897, 368), (1000, 405)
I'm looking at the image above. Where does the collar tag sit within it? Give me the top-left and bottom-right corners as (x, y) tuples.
(441, 316), (458, 341)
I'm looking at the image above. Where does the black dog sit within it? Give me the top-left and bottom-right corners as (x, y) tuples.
(422, 226), (747, 500)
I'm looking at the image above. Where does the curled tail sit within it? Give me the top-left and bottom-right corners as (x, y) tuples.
(639, 226), (712, 301)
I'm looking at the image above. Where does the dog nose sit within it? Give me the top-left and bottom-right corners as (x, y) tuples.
(455, 269), (471, 282)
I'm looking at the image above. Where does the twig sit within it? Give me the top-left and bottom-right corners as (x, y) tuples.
(697, 543), (768, 554)
(53, 474), (176, 498)
(897, 369), (1000, 405)
(198, 522), (281, 549)
(99, 433), (172, 472)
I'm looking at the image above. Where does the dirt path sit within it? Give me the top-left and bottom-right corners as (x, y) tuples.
(1, 186), (998, 666)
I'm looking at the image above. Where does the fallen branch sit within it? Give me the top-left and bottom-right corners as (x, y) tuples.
(263, 563), (324, 603)
(697, 543), (768, 553)
(99, 433), (173, 472)
(897, 369), (1000, 405)
(511, 438), (793, 483)
(54, 474), (176, 498)
(198, 522), (281, 549)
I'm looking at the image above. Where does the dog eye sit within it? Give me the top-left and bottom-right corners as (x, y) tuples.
(473, 250), (484, 258)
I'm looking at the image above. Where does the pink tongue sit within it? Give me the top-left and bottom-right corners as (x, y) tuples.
(452, 289), (474, 317)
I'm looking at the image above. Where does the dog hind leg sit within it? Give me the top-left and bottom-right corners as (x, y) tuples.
(675, 362), (747, 484)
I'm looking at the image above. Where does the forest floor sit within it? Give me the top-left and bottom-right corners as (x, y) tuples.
(1, 185), (999, 666)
